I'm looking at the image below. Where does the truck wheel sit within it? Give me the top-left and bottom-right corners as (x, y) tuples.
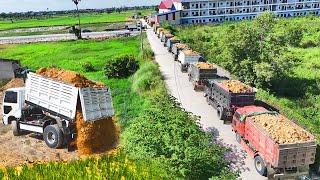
(12, 121), (20, 136)
(254, 156), (267, 177)
(235, 132), (241, 144)
(217, 107), (225, 120)
(43, 125), (63, 149)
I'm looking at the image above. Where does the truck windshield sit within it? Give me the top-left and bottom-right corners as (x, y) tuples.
(4, 91), (17, 103)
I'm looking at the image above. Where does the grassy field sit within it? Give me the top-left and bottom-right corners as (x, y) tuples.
(0, 9), (154, 31)
(174, 15), (320, 143)
(0, 36), (236, 179)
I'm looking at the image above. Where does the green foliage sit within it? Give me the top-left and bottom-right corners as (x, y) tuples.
(104, 55), (139, 78)
(81, 62), (96, 72)
(132, 62), (162, 93)
(0, 150), (167, 179)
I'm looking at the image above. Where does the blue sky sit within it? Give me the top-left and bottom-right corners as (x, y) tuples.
(0, 0), (159, 13)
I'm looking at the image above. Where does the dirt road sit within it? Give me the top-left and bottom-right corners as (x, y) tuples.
(0, 30), (139, 44)
(0, 79), (78, 168)
(146, 28), (266, 180)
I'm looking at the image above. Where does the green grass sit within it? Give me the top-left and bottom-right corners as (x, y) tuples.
(174, 15), (320, 143)
(0, 9), (154, 31)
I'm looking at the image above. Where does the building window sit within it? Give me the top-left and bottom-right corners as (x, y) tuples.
(166, 14), (168, 20)
(173, 12), (176, 20)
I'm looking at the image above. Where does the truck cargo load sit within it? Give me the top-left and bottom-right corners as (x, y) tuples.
(160, 30), (170, 41)
(178, 49), (204, 72)
(167, 37), (180, 52)
(232, 106), (316, 179)
(188, 62), (221, 91)
(205, 80), (256, 121)
(162, 33), (174, 46)
(2, 68), (118, 155)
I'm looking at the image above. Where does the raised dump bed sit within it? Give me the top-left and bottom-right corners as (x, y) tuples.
(233, 106), (316, 179)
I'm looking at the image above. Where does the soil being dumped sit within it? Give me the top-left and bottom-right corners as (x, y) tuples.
(220, 80), (253, 93)
(252, 114), (312, 144)
(36, 68), (119, 155)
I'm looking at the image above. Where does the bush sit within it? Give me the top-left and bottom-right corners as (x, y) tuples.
(132, 63), (162, 93)
(123, 91), (236, 179)
(105, 55), (139, 78)
(81, 62), (96, 72)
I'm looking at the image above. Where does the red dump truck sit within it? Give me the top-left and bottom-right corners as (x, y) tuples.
(232, 106), (317, 179)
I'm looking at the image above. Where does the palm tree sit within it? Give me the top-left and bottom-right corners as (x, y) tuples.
(72, 0), (82, 39)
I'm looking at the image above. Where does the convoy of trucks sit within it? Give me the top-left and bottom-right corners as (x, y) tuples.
(2, 72), (114, 148)
(152, 25), (317, 179)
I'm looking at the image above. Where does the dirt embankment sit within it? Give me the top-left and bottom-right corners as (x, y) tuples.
(252, 114), (312, 144)
(37, 68), (119, 155)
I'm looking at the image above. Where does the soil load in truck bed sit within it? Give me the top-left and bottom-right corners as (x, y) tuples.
(196, 62), (216, 70)
(252, 113), (312, 144)
(220, 80), (253, 93)
(36, 68), (119, 155)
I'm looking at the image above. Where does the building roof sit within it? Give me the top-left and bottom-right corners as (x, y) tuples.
(157, 10), (181, 16)
(159, 0), (181, 9)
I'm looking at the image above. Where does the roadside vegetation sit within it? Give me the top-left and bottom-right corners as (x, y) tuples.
(0, 35), (237, 178)
(174, 13), (320, 145)
(0, 9), (154, 31)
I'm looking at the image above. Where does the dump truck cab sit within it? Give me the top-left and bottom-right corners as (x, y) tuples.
(2, 87), (25, 125)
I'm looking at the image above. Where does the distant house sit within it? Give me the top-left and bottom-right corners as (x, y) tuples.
(0, 59), (20, 81)
(155, 0), (320, 25)
(159, 0), (182, 13)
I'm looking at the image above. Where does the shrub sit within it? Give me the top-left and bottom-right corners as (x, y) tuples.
(132, 63), (162, 93)
(105, 55), (139, 78)
(81, 62), (96, 72)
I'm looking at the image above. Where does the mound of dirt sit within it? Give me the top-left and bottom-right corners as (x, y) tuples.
(220, 80), (252, 93)
(252, 114), (312, 144)
(36, 68), (119, 155)
(196, 62), (216, 70)
(175, 43), (188, 50)
(0, 78), (24, 91)
(183, 49), (200, 56)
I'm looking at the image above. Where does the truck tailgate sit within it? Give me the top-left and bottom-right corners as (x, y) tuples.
(25, 73), (78, 120)
(79, 88), (114, 122)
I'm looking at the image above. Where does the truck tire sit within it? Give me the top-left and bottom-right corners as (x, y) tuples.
(12, 121), (20, 136)
(254, 155), (267, 177)
(217, 107), (225, 120)
(43, 125), (63, 149)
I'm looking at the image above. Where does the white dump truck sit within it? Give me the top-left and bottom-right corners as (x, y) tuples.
(178, 49), (204, 72)
(2, 72), (114, 148)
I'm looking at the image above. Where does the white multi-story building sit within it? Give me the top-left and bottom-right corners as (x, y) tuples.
(180, 0), (320, 24)
(156, 0), (320, 24)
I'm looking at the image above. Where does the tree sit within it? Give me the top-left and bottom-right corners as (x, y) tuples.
(223, 12), (298, 87)
(72, 0), (82, 39)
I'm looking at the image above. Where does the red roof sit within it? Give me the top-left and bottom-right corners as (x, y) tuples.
(159, 0), (181, 9)
(236, 106), (268, 116)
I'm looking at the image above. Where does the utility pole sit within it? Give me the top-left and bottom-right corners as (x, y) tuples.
(141, 21), (144, 52)
(72, 0), (82, 39)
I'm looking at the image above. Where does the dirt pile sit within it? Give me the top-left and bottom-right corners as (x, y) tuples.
(183, 49), (200, 56)
(164, 34), (174, 38)
(252, 114), (312, 144)
(170, 37), (180, 41)
(0, 78), (24, 91)
(220, 80), (252, 93)
(175, 43), (188, 50)
(157, 28), (164, 34)
(36, 68), (119, 155)
(197, 62), (216, 70)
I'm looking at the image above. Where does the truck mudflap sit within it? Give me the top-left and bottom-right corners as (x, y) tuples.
(267, 166), (310, 180)
(79, 87), (114, 122)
